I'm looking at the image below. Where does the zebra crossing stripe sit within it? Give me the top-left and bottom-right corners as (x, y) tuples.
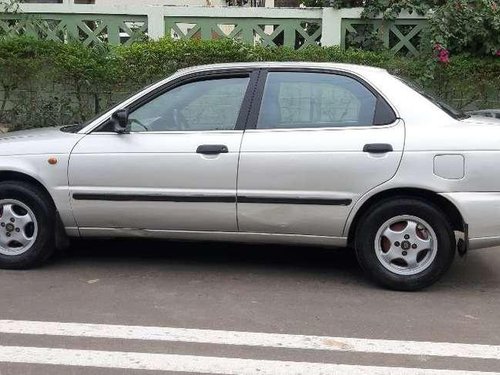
(0, 319), (499, 360)
(0, 345), (498, 375)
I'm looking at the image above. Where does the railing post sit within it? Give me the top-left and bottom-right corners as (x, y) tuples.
(147, 5), (165, 40)
(320, 7), (342, 47)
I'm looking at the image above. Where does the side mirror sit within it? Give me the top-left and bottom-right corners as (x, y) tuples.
(111, 109), (129, 134)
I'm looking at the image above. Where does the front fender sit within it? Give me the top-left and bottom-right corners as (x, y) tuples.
(0, 155), (76, 228)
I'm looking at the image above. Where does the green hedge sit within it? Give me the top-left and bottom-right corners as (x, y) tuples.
(0, 37), (499, 130)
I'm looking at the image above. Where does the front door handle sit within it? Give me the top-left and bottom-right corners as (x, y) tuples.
(363, 143), (393, 153)
(196, 144), (228, 155)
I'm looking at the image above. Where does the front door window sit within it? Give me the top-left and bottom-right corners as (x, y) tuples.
(128, 77), (250, 132)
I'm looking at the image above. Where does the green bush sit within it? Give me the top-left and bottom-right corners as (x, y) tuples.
(429, 0), (500, 56)
(0, 37), (499, 130)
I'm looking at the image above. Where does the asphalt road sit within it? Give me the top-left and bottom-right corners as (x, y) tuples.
(0, 239), (499, 374)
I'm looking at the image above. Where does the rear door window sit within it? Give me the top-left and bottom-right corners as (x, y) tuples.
(257, 72), (378, 129)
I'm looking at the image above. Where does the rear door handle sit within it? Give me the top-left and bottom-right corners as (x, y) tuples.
(196, 144), (228, 155)
(363, 143), (393, 153)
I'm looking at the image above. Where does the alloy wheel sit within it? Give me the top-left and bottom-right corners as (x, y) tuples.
(374, 215), (438, 276)
(0, 199), (38, 256)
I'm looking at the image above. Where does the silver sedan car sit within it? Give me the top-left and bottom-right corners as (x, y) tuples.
(0, 62), (498, 290)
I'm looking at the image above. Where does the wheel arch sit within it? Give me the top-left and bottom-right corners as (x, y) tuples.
(346, 187), (465, 247)
(0, 170), (56, 209)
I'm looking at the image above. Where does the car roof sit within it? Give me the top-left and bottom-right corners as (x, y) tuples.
(178, 62), (388, 76)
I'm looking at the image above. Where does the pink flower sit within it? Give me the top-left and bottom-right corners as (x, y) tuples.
(433, 43), (450, 63)
(438, 49), (450, 63)
(496, 50), (500, 56)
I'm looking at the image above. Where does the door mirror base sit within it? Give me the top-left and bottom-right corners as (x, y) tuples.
(111, 109), (130, 134)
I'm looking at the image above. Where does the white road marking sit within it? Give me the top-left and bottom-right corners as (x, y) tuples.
(0, 345), (498, 375)
(0, 319), (499, 360)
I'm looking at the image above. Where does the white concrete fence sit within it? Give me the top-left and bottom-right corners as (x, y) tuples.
(1, 2), (428, 54)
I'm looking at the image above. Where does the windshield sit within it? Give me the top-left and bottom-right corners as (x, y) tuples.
(394, 75), (470, 120)
(60, 123), (86, 133)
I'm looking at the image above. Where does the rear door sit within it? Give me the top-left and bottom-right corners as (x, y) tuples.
(237, 69), (404, 237)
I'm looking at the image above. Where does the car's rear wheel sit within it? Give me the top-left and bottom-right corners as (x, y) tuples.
(0, 181), (55, 269)
(355, 198), (455, 291)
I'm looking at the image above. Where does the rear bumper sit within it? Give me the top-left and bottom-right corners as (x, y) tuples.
(441, 192), (500, 250)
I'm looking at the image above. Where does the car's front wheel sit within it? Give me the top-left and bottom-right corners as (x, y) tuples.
(0, 181), (55, 269)
(355, 198), (455, 291)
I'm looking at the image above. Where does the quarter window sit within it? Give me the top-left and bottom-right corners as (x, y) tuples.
(257, 72), (378, 129)
(128, 77), (250, 132)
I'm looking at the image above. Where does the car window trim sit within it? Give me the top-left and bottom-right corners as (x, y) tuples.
(245, 68), (398, 131)
(93, 68), (260, 133)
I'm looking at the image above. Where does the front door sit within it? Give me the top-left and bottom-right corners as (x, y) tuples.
(237, 70), (404, 237)
(69, 73), (254, 233)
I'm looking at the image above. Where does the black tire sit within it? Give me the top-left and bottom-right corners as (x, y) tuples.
(355, 198), (455, 291)
(0, 181), (55, 269)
